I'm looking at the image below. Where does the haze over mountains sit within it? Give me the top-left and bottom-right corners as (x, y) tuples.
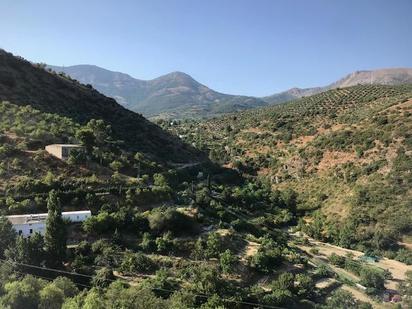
(264, 68), (412, 104)
(47, 65), (266, 119)
(49, 64), (412, 119)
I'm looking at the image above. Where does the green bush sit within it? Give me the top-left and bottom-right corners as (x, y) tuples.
(148, 207), (197, 235)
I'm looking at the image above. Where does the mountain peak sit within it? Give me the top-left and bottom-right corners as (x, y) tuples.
(264, 67), (412, 104)
(46, 65), (266, 119)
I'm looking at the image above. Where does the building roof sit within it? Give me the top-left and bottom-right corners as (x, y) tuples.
(7, 214), (47, 225)
(46, 144), (83, 148)
(62, 210), (91, 215)
(7, 210), (91, 225)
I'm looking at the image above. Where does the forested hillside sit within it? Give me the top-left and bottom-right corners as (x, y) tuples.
(0, 49), (362, 309)
(0, 99), (343, 309)
(0, 49), (201, 163)
(164, 84), (412, 262)
(2, 58), (400, 308)
(2, 48), (412, 308)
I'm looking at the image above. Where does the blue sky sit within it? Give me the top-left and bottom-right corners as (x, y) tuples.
(1, 0), (411, 96)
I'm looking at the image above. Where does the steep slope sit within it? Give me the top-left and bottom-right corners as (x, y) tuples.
(48, 64), (266, 119)
(167, 84), (412, 259)
(47, 64), (146, 109)
(264, 68), (412, 104)
(0, 49), (201, 163)
(330, 68), (412, 87)
(263, 86), (324, 104)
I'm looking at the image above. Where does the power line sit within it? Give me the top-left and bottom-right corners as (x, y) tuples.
(3, 188), (295, 309)
(0, 258), (285, 309)
(12, 269), (92, 289)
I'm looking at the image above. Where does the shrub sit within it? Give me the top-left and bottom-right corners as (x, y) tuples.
(120, 252), (156, 275)
(148, 207), (197, 235)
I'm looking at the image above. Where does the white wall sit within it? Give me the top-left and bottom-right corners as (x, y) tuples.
(62, 211), (91, 223)
(10, 211), (92, 237)
(13, 222), (45, 237)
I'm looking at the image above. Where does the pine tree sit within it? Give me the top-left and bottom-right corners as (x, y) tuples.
(44, 190), (67, 267)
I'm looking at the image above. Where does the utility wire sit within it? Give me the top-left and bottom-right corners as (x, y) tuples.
(12, 269), (92, 289)
(0, 258), (285, 309)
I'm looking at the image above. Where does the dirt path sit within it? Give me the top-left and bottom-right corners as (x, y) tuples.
(170, 161), (203, 170)
(244, 241), (259, 259)
(291, 233), (412, 290)
(399, 241), (412, 250)
(341, 285), (388, 309)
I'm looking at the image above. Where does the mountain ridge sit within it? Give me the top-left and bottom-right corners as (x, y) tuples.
(264, 67), (412, 104)
(48, 64), (266, 119)
(50, 64), (412, 119)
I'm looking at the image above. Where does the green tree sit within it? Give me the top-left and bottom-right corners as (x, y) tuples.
(52, 276), (79, 298)
(249, 245), (283, 273)
(110, 160), (123, 172)
(294, 273), (315, 298)
(67, 149), (86, 165)
(169, 289), (196, 309)
(76, 128), (95, 154)
(86, 119), (111, 145)
(205, 233), (222, 258)
(399, 270), (412, 308)
(105, 283), (169, 309)
(191, 237), (205, 260)
(359, 268), (385, 294)
(0, 216), (16, 258)
(219, 249), (238, 274)
(39, 283), (65, 309)
(271, 272), (294, 291)
(140, 232), (156, 252)
(120, 252), (155, 275)
(153, 173), (168, 187)
(155, 232), (175, 254)
(322, 290), (372, 309)
(148, 207), (195, 235)
(82, 288), (105, 308)
(44, 190), (67, 267)
(5, 233), (45, 265)
(92, 267), (115, 288)
(200, 294), (225, 309)
(0, 275), (46, 309)
(190, 266), (222, 294)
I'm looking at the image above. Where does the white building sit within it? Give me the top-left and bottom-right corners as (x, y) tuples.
(7, 210), (91, 237)
(45, 144), (83, 160)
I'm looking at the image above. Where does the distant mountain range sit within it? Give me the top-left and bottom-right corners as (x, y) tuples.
(48, 65), (412, 119)
(47, 65), (266, 119)
(263, 68), (412, 104)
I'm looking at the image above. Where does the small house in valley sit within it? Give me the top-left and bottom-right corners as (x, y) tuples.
(45, 144), (83, 160)
(7, 210), (91, 237)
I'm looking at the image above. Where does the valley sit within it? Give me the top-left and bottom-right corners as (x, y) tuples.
(1, 1), (412, 308)
(0, 49), (412, 308)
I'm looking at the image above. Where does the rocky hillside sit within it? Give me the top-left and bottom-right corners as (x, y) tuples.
(48, 65), (266, 119)
(0, 49), (202, 163)
(264, 68), (412, 104)
(331, 68), (412, 87)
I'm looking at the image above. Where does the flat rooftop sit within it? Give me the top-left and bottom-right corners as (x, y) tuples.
(46, 144), (83, 147)
(7, 210), (91, 225)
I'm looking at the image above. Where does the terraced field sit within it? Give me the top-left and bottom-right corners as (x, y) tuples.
(163, 84), (412, 262)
